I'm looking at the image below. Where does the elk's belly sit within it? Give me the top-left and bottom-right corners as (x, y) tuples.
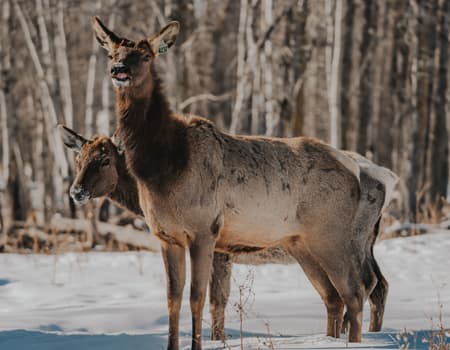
(216, 200), (303, 251)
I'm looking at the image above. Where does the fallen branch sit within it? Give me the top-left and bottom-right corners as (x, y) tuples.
(1, 217), (160, 253)
(50, 216), (160, 251)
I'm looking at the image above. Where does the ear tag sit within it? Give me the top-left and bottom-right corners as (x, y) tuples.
(112, 135), (125, 155)
(158, 40), (169, 54)
(117, 140), (124, 155)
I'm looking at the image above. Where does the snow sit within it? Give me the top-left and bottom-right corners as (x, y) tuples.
(0, 233), (449, 349)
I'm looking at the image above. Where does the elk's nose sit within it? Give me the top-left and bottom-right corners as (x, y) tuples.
(70, 185), (89, 203)
(111, 63), (128, 75)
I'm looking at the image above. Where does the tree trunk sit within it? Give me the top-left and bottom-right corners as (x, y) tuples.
(329, 0), (343, 148)
(54, 0), (73, 128)
(0, 0), (13, 236)
(430, 0), (449, 210)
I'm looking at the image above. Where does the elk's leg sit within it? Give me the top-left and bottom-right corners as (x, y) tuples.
(309, 243), (366, 342)
(368, 219), (388, 332)
(161, 242), (186, 350)
(189, 236), (216, 350)
(209, 252), (232, 341)
(368, 261), (388, 332)
(342, 257), (377, 334)
(344, 218), (387, 333)
(283, 242), (344, 338)
(328, 266), (365, 342)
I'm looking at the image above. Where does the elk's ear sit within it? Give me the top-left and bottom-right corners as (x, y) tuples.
(148, 21), (180, 56)
(58, 125), (87, 152)
(92, 16), (121, 52)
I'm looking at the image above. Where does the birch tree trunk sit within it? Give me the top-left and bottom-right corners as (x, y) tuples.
(263, 0), (276, 136)
(36, 0), (55, 92)
(85, 34), (98, 137)
(329, 0), (343, 148)
(96, 7), (116, 137)
(0, 0), (12, 236)
(54, 0), (73, 128)
(230, 0), (250, 134)
(0, 89), (10, 235)
(14, 1), (69, 211)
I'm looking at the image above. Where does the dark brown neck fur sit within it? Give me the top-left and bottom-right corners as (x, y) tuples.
(108, 154), (143, 217)
(115, 66), (188, 191)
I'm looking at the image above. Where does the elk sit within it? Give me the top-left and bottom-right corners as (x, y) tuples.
(90, 16), (397, 349)
(58, 126), (142, 216)
(58, 126), (396, 340)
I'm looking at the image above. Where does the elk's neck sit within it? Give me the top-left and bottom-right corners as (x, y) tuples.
(108, 155), (143, 217)
(115, 72), (188, 191)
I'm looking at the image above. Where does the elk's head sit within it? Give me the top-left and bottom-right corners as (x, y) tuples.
(58, 125), (121, 204)
(91, 16), (179, 92)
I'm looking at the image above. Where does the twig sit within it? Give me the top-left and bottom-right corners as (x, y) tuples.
(256, 0), (302, 50)
(179, 92), (232, 111)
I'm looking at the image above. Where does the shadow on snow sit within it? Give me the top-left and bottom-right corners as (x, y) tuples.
(0, 329), (445, 349)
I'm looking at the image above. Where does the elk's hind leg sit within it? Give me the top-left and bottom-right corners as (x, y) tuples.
(368, 260), (388, 331)
(330, 267), (365, 342)
(283, 240), (344, 338)
(359, 176), (388, 332)
(342, 256), (378, 333)
(209, 252), (232, 340)
(308, 242), (366, 343)
(368, 219), (388, 332)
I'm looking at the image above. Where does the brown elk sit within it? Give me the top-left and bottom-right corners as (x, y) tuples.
(58, 126), (142, 216)
(58, 126), (396, 341)
(90, 16), (397, 349)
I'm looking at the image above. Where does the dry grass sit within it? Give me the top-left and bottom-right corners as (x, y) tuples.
(257, 321), (277, 350)
(396, 297), (449, 350)
(425, 300), (450, 350)
(234, 269), (255, 350)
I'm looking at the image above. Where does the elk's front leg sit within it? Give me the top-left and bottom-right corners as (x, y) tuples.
(161, 242), (186, 350)
(189, 236), (216, 350)
(209, 252), (232, 341)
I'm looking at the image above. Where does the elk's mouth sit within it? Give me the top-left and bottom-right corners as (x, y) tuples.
(112, 72), (131, 87)
(72, 196), (91, 205)
(70, 188), (91, 205)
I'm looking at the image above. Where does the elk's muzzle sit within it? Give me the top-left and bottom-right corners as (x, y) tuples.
(111, 63), (130, 76)
(70, 184), (90, 204)
(111, 63), (131, 87)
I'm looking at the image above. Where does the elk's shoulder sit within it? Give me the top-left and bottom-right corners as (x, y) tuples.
(182, 114), (224, 144)
(184, 114), (213, 125)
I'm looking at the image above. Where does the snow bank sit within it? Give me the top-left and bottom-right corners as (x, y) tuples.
(0, 233), (449, 349)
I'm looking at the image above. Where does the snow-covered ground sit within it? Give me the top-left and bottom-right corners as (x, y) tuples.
(0, 233), (449, 349)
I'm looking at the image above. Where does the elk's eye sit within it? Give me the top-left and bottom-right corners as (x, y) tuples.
(101, 159), (110, 167)
(107, 54), (113, 59)
(143, 55), (151, 62)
